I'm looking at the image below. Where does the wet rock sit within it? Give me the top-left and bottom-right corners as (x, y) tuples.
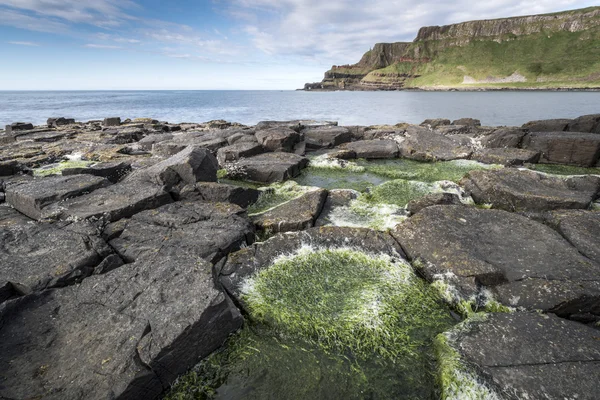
(566, 114), (600, 133)
(225, 152), (309, 183)
(255, 127), (302, 152)
(445, 313), (600, 400)
(341, 139), (399, 159)
(179, 182), (260, 208)
(47, 117), (75, 128)
(522, 131), (600, 167)
(398, 131), (472, 161)
(42, 180), (173, 223)
(303, 126), (352, 149)
(544, 210), (600, 264)
(5, 122), (34, 135)
(420, 118), (451, 128)
(5, 175), (112, 220)
(479, 128), (527, 148)
(406, 192), (462, 215)
(472, 147), (541, 166)
(128, 146), (218, 191)
(62, 161), (132, 183)
(0, 218), (121, 302)
(522, 118), (571, 132)
(315, 189), (360, 226)
(219, 226), (405, 301)
(109, 200), (254, 264)
(393, 205), (600, 316)
(461, 168), (600, 212)
(252, 188), (328, 233)
(217, 142), (264, 166)
(103, 117), (121, 127)
(451, 118), (481, 127)
(0, 251), (243, 400)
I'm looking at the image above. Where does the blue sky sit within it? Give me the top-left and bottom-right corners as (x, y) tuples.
(0, 0), (597, 90)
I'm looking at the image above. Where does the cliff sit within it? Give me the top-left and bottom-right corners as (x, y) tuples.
(304, 6), (600, 90)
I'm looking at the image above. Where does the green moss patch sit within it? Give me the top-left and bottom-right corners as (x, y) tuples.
(525, 163), (600, 176)
(33, 160), (94, 177)
(247, 181), (316, 215)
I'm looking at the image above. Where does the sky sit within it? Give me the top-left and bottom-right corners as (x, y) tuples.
(0, 0), (597, 90)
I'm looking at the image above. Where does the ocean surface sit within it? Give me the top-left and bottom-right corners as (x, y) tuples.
(1, 90), (599, 128)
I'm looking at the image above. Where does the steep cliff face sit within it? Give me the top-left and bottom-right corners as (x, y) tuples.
(304, 6), (600, 90)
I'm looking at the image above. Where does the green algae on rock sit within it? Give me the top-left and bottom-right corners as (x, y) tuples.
(246, 181), (317, 216)
(33, 160), (94, 177)
(524, 163), (600, 177)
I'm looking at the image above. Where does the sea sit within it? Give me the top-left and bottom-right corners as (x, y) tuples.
(1, 90), (599, 128)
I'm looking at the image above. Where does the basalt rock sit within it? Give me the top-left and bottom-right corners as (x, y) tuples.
(420, 118), (451, 129)
(479, 128), (527, 148)
(138, 133), (174, 151)
(179, 182), (260, 208)
(544, 210), (600, 265)
(62, 161), (132, 183)
(216, 142), (265, 166)
(451, 118), (481, 127)
(461, 168), (600, 212)
(255, 127), (303, 152)
(303, 126), (352, 149)
(5, 122), (34, 135)
(225, 152), (309, 183)
(103, 117), (121, 127)
(341, 139), (399, 159)
(398, 130), (472, 161)
(314, 189), (361, 226)
(566, 114), (600, 133)
(521, 131), (600, 167)
(47, 117), (75, 128)
(406, 192), (462, 215)
(393, 205), (600, 317)
(472, 147), (540, 166)
(522, 118), (571, 132)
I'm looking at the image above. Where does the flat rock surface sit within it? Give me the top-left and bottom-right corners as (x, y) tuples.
(341, 139), (399, 159)
(393, 205), (600, 316)
(522, 131), (600, 167)
(461, 168), (600, 212)
(251, 188), (328, 233)
(255, 127), (302, 152)
(303, 126), (351, 149)
(448, 313), (600, 400)
(5, 175), (112, 220)
(0, 251), (243, 400)
(522, 118), (572, 132)
(398, 130), (472, 161)
(216, 142), (264, 166)
(109, 200), (254, 264)
(219, 226), (405, 303)
(544, 210), (600, 264)
(479, 128), (527, 148)
(472, 147), (540, 166)
(225, 152), (309, 183)
(314, 189), (360, 226)
(179, 182), (260, 208)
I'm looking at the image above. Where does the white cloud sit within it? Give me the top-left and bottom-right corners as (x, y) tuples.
(84, 44), (122, 49)
(7, 40), (39, 46)
(0, 8), (69, 32)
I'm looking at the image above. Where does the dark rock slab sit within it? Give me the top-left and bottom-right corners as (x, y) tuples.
(216, 142), (264, 166)
(0, 160), (19, 176)
(42, 180), (173, 223)
(103, 117), (121, 127)
(522, 131), (600, 167)
(219, 226), (405, 302)
(420, 118), (451, 128)
(480, 128), (527, 148)
(303, 126), (351, 149)
(5, 175), (112, 220)
(0, 218), (121, 302)
(255, 120), (337, 132)
(138, 133), (174, 151)
(225, 152), (309, 183)
(255, 127), (302, 152)
(544, 210), (600, 264)
(5, 122), (34, 135)
(398, 131), (472, 161)
(47, 117), (75, 128)
(109, 200), (254, 264)
(314, 189), (360, 226)
(62, 161), (132, 183)
(566, 114), (600, 133)
(0, 251), (243, 400)
(446, 313), (600, 400)
(251, 188), (328, 233)
(472, 147), (541, 166)
(461, 169), (600, 212)
(406, 192), (462, 215)
(451, 118), (481, 127)
(341, 139), (399, 159)
(522, 118), (571, 132)
(392, 205), (600, 316)
(152, 136), (229, 157)
(179, 182), (260, 208)
(16, 130), (69, 143)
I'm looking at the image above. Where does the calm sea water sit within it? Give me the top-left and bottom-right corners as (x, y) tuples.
(1, 90), (599, 128)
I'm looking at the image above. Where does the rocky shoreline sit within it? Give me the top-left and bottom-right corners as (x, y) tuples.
(1, 115), (600, 399)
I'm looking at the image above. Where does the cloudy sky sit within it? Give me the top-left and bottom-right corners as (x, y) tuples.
(0, 0), (596, 90)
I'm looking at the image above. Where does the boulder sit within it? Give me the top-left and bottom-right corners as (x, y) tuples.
(393, 205), (600, 316)
(106, 127), (144, 144)
(5, 122), (34, 135)
(62, 161), (132, 183)
(443, 313), (600, 400)
(521, 131), (600, 167)
(128, 146), (218, 190)
(47, 117), (75, 128)
(566, 114), (600, 133)
(109, 200), (254, 264)
(0, 251), (243, 400)
(5, 175), (112, 220)
(451, 118), (481, 127)
(303, 126), (352, 149)
(522, 118), (571, 132)
(461, 169), (600, 212)
(179, 182), (260, 208)
(544, 210), (600, 265)
(251, 188), (328, 233)
(41, 180), (173, 223)
(216, 142), (264, 166)
(0, 218), (121, 303)
(219, 226), (405, 302)
(398, 131), (472, 161)
(103, 117), (121, 127)
(420, 118), (451, 129)
(479, 128), (527, 148)
(255, 127), (302, 152)
(138, 133), (174, 151)
(406, 192), (462, 215)
(341, 139), (399, 159)
(472, 147), (541, 166)
(227, 132), (258, 145)
(256, 120), (304, 132)
(225, 152), (309, 183)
